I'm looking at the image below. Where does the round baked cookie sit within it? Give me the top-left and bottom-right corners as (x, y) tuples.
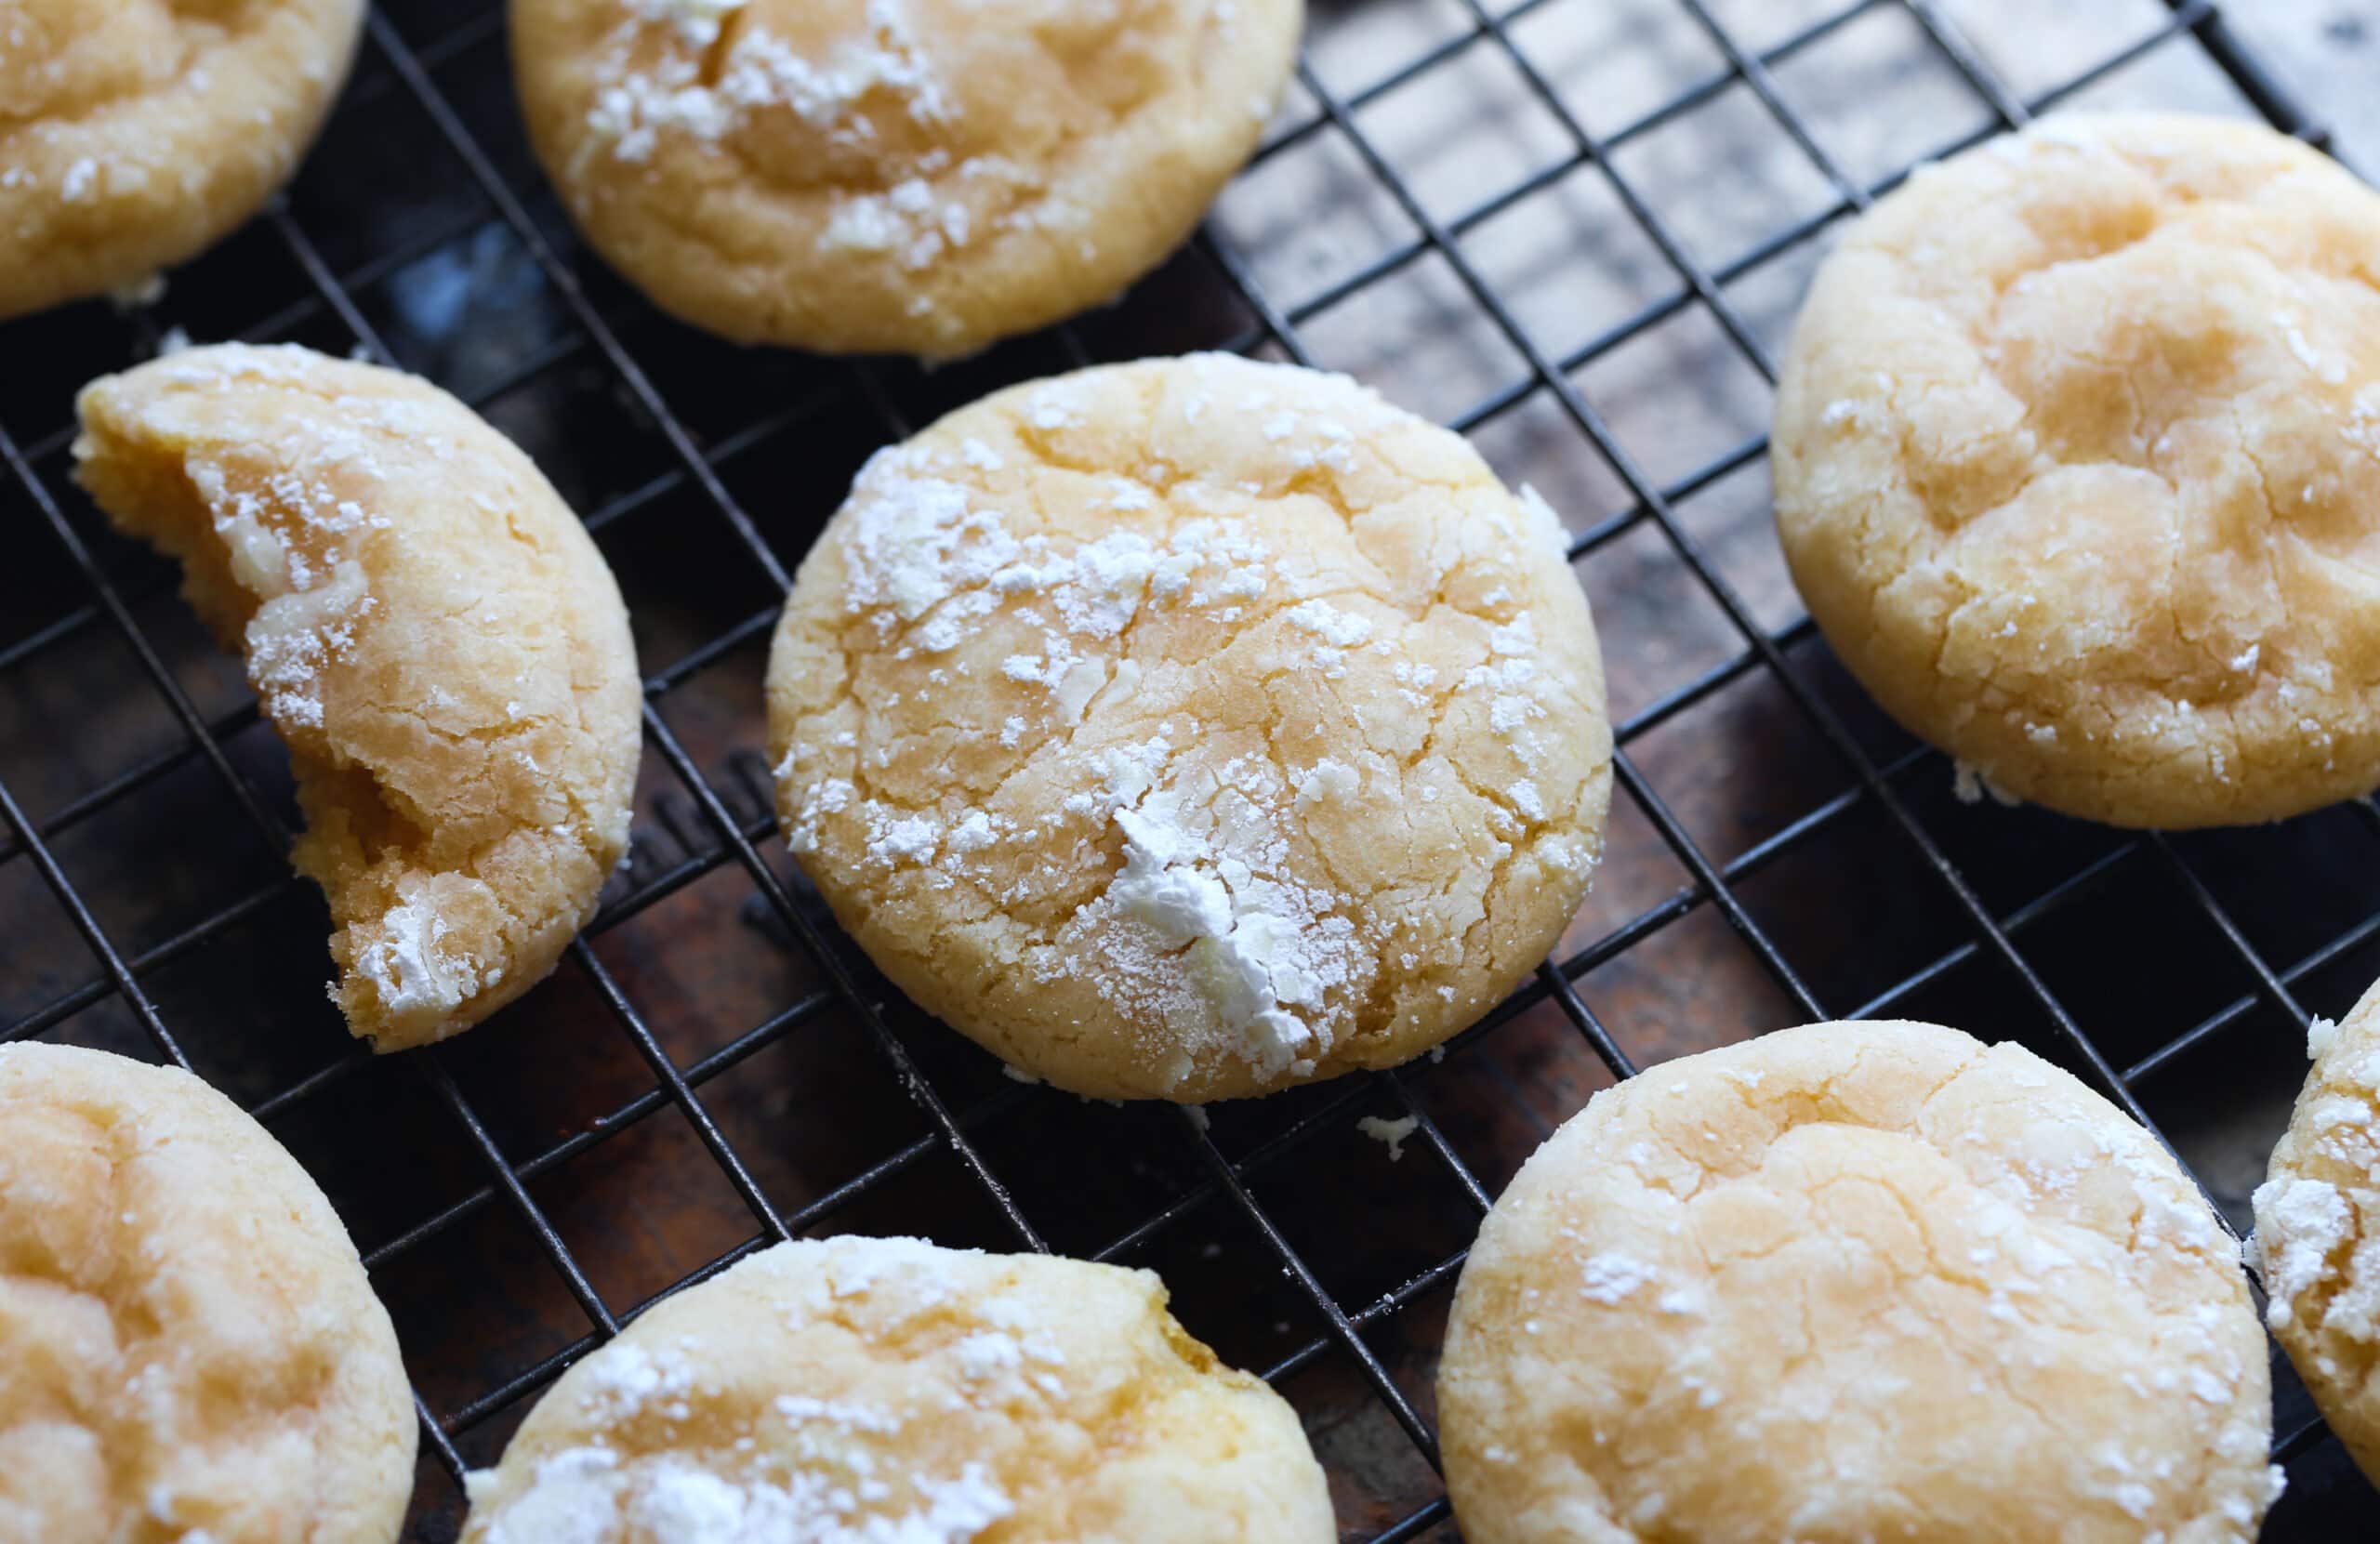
(1437, 1021), (2280, 1544)
(2253, 976), (2380, 1485)
(508, 0), (1302, 357)
(0, 0), (364, 321)
(766, 353), (1612, 1102)
(460, 1234), (1335, 1543)
(73, 343), (643, 1051)
(0, 1042), (415, 1544)
(1773, 112), (2380, 828)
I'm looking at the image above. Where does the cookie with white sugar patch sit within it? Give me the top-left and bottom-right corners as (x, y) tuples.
(1438, 1021), (2280, 1544)
(73, 343), (642, 1051)
(1773, 112), (2380, 828)
(507, 0), (1301, 356)
(766, 353), (1613, 1102)
(2254, 974), (2380, 1488)
(0, 1042), (415, 1544)
(1, 0), (363, 321)
(460, 1235), (1336, 1544)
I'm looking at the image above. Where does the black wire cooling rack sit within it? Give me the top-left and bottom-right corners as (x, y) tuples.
(4, 0), (2377, 1537)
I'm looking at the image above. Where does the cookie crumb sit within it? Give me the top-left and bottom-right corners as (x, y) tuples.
(1356, 1114), (1420, 1161)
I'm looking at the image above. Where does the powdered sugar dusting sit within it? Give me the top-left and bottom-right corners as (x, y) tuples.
(2253, 1176), (2357, 1333)
(60, 157), (99, 202)
(629, 0), (747, 47)
(471, 1448), (621, 1544)
(2254, 1022), (2380, 1363)
(777, 353), (1606, 1093)
(1284, 598), (1372, 647)
(578, 1341), (696, 1423)
(789, 374), (1401, 1086)
(466, 1238), (1075, 1544)
(1293, 759), (1360, 808)
(357, 895), (477, 1017)
(576, 0), (1013, 282)
(178, 450), (392, 732)
(1083, 773), (1361, 1085)
(1579, 1252), (1659, 1305)
(472, 1448), (1012, 1544)
(590, 0), (946, 165)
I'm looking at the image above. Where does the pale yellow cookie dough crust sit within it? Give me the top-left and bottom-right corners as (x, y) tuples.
(461, 1235), (1336, 1544)
(2254, 976), (2380, 1485)
(766, 354), (1612, 1102)
(0, 0), (364, 321)
(74, 343), (643, 1051)
(1774, 112), (2380, 828)
(508, 0), (1302, 356)
(0, 1042), (415, 1544)
(1438, 1021), (2279, 1544)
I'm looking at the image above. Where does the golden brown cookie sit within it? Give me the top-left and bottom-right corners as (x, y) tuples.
(766, 353), (1612, 1102)
(460, 1235), (1335, 1543)
(1439, 1021), (2279, 1543)
(1, 0), (364, 320)
(1774, 113), (2380, 827)
(508, 0), (1302, 355)
(0, 1042), (415, 1544)
(2254, 975), (2380, 1485)
(74, 343), (642, 1050)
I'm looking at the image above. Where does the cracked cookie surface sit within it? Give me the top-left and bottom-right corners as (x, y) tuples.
(0, 1042), (414, 1544)
(460, 1234), (1335, 1544)
(766, 353), (1612, 1102)
(508, 0), (1301, 356)
(1438, 1021), (2278, 1544)
(1773, 112), (2380, 827)
(0, 0), (363, 320)
(74, 343), (642, 1051)
(2254, 974), (2380, 1485)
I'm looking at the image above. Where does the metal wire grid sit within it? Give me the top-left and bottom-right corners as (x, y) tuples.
(0, 0), (2362, 1536)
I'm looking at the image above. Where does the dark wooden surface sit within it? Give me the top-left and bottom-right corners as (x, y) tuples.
(4, 1), (2377, 1537)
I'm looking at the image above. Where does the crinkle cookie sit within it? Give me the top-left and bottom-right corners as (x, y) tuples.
(460, 1234), (1335, 1544)
(1437, 1021), (2280, 1544)
(508, 0), (1302, 356)
(2253, 976), (2380, 1485)
(1773, 112), (2380, 828)
(0, 0), (364, 321)
(766, 353), (1611, 1102)
(0, 1042), (415, 1544)
(73, 343), (642, 1051)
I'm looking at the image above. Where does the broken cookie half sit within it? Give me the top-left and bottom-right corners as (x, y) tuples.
(73, 342), (641, 1049)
